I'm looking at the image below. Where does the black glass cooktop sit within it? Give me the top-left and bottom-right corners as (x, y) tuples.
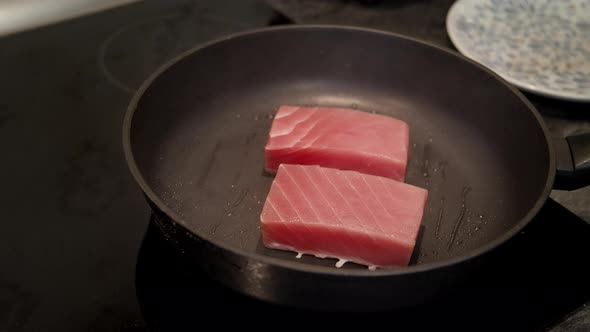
(1, 1), (589, 331)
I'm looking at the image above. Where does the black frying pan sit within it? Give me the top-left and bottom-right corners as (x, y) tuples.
(123, 26), (590, 311)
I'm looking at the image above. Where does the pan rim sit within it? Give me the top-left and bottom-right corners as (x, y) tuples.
(122, 24), (556, 277)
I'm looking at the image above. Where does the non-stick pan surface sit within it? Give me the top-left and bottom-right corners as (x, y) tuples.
(124, 26), (554, 309)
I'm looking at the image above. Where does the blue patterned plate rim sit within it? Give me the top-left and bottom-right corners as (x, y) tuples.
(446, 0), (590, 103)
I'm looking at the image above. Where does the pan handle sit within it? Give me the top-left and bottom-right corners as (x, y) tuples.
(553, 132), (590, 190)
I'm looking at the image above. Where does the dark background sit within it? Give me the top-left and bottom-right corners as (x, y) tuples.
(1, 0), (589, 330)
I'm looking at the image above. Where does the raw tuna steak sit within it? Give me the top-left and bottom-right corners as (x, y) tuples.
(260, 164), (428, 268)
(265, 105), (410, 181)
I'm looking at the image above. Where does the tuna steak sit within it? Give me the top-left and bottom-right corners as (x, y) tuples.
(260, 164), (428, 268)
(265, 105), (410, 181)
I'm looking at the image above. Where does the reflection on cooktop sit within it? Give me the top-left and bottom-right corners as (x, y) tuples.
(98, 1), (276, 93)
(135, 199), (590, 330)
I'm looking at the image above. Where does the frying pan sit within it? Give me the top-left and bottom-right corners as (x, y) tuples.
(123, 25), (590, 311)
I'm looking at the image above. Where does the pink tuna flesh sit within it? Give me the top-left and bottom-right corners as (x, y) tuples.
(260, 164), (428, 268)
(265, 105), (410, 182)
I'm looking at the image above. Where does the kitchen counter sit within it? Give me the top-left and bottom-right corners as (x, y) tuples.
(1, 0), (588, 330)
(0, 0), (140, 37)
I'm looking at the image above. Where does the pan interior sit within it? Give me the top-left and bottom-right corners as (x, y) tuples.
(128, 27), (551, 269)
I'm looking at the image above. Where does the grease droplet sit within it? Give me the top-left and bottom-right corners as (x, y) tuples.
(335, 259), (347, 268)
(296, 252), (303, 259)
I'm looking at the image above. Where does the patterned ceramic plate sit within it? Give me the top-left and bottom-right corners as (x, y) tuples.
(447, 0), (590, 102)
